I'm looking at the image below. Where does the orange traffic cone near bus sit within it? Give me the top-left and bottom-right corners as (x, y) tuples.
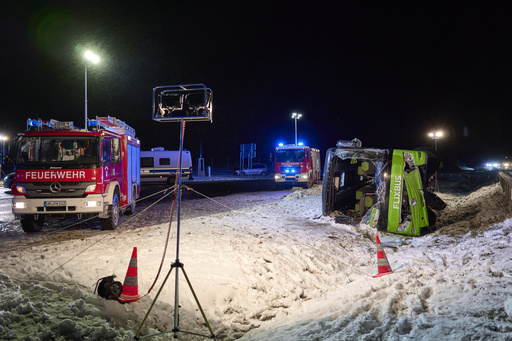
(372, 235), (394, 278)
(118, 247), (141, 303)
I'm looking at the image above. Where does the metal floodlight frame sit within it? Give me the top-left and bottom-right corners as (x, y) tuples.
(136, 83), (216, 340)
(152, 83), (213, 122)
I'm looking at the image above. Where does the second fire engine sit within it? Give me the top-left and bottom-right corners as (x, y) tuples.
(274, 143), (321, 188)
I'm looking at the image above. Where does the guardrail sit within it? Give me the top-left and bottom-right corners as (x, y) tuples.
(499, 171), (512, 212)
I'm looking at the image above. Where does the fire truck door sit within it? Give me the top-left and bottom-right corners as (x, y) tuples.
(126, 143), (139, 204)
(102, 137), (122, 186)
(110, 137), (123, 199)
(102, 138), (112, 184)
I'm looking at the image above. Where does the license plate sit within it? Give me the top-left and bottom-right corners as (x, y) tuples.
(45, 201), (66, 207)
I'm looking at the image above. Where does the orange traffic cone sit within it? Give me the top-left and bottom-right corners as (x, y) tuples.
(118, 247), (141, 303)
(372, 235), (394, 278)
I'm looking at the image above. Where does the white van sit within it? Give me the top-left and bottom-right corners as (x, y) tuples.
(140, 147), (193, 184)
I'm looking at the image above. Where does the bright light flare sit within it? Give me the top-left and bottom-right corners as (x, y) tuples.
(292, 112), (302, 119)
(84, 50), (100, 64)
(14, 202), (26, 209)
(428, 131), (443, 138)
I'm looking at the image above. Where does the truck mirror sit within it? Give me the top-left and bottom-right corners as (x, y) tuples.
(152, 84), (212, 122)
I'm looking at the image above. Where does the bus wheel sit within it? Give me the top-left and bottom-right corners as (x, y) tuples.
(102, 192), (120, 230)
(21, 215), (45, 233)
(167, 175), (176, 185)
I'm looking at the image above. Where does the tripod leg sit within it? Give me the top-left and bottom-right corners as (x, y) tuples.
(181, 266), (216, 339)
(173, 262), (181, 338)
(134, 266), (174, 339)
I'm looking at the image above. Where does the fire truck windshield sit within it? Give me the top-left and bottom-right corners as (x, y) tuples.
(276, 149), (306, 163)
(17, 136), (100, 165)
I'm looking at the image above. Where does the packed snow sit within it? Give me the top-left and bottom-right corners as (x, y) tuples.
(1, 172), (512, 340)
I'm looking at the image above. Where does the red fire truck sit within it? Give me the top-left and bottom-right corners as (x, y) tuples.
(12, 117), (141, 232)
(274, 143), (321, 188)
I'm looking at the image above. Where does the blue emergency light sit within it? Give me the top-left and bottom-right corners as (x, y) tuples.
(27, 119), (38, 127)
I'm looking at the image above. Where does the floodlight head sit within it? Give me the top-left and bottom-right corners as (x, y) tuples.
(428, 131), (443, 139)
(152, 84), (212, 122)
(84, 50), (100, 64)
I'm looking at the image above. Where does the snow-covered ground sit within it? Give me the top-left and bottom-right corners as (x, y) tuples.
(2, 174), (512, 340)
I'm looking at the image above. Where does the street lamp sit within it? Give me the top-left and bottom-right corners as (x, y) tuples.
(427, 130), (443, 192)
(292, 112), (302, 145)
(428, 131), (443, 152)
(84, 50), (100, 129)
(0, 136), (7, 169)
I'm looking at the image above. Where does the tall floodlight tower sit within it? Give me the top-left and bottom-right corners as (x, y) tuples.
(428, 130), (443, 192)
(292, 112), (302, 145)
(428, 131), (443, 152)
(83, 50), (100, 128)
(134, 84), (215, 340)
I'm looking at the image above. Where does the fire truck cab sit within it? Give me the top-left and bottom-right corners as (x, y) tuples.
(12, 117), (141, 232)
(274, 143), (321, 188)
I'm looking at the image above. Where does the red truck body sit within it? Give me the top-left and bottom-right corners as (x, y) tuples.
(274, 144), (321, 188)
(12, 117), (140, 232)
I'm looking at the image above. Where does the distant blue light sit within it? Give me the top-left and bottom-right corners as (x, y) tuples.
(297, 141), (304, 146)
(278, 142), (284, 147)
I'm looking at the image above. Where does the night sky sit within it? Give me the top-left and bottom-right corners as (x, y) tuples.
(2, 1), (512, 169)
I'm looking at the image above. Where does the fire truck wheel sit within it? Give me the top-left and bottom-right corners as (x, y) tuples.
(125, 188), (136, 215)
(101, 192), (120, 230)
(260, 171), (267, 176)
(304, 177), (313, 189)
(21, 215), (45, 233)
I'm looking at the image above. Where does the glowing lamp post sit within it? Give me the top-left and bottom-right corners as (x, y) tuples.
(0, 136), (6, 167)
(428, 130), (443, 192)
(292, 112), (302, 146)
(84, 50), (100, 129)
(428, 131), (443, 152)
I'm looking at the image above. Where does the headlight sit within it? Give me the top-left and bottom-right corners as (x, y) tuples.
(15, 186), (26, 194)
(85, 201), (100, 207)
(85, 184), (97, 192)
(14, 202), (26, 209)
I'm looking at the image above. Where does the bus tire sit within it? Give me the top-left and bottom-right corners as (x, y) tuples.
(167, 175), (176, 185)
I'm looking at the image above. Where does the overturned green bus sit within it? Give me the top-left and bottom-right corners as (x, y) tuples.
(322, 139), (446, 236)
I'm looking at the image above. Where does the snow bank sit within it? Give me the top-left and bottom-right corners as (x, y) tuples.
(1, 182), (512, 340)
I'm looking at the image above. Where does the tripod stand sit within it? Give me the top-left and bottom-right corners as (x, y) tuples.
(134, 119), (216, 340)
